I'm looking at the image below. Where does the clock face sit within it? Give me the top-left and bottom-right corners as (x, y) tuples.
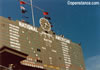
(40, 18), (51, 31)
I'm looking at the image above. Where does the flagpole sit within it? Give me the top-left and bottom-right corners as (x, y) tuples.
(30, 0), (35, 26)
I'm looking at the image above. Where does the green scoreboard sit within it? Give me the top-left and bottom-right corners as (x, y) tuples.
(0, 16), (86, 70)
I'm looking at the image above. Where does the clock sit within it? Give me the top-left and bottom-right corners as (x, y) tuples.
(39, 18), (51, 31)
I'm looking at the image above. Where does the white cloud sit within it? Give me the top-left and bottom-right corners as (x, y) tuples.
(86, 55), (100, 70)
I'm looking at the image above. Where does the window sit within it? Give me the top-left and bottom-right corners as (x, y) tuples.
(37, 48), (41, 52)
(37, 60), (42, 63)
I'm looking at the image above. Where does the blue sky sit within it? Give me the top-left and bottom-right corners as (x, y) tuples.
(0, 0), (100, 70)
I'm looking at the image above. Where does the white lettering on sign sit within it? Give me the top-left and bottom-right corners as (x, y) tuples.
(9, 24), (19, 29)
(55, 35), (70, 43)
(45, 41), (51, 47)
(40, 31), (53, 47)
(44, 38), (52, 43)
(40, 31), (54, 40)
(19, 21), (38, 32)
(9, 24), (21, 51)
(42, 47), (46, 50)
(51, 49), (57, 53)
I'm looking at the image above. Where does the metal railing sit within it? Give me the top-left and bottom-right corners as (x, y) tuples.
(0, 65), (13, 70)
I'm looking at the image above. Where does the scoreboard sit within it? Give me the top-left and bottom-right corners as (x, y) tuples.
(0, 16), (86, 70)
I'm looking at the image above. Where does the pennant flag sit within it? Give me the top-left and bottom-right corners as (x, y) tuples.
(51, 25), (53, 27)
(21, 10), (27, 13)
(20, 6), (27, 13)
(8, 17), (12, 20)
(20, 6), (26, 10)
(44, 16), (51, 20)
(43, 12), (48, 15)
(20, 1), (26, 4)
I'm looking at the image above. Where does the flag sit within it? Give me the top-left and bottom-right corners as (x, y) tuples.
(51, 25), (53, 27)
(21, 10), (27, 13)
(8, 17), (12, 20)
(20, 6), (27, 13)
(20, 1), (26, 4)
(44, 16), (51, 20)
(43, 12), (48, 15)
(20, 6), (25, 10)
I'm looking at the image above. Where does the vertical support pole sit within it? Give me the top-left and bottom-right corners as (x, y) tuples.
(30, 0), (35, 26)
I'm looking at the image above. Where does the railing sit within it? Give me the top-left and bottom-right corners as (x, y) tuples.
(0, 65), (13, 70)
